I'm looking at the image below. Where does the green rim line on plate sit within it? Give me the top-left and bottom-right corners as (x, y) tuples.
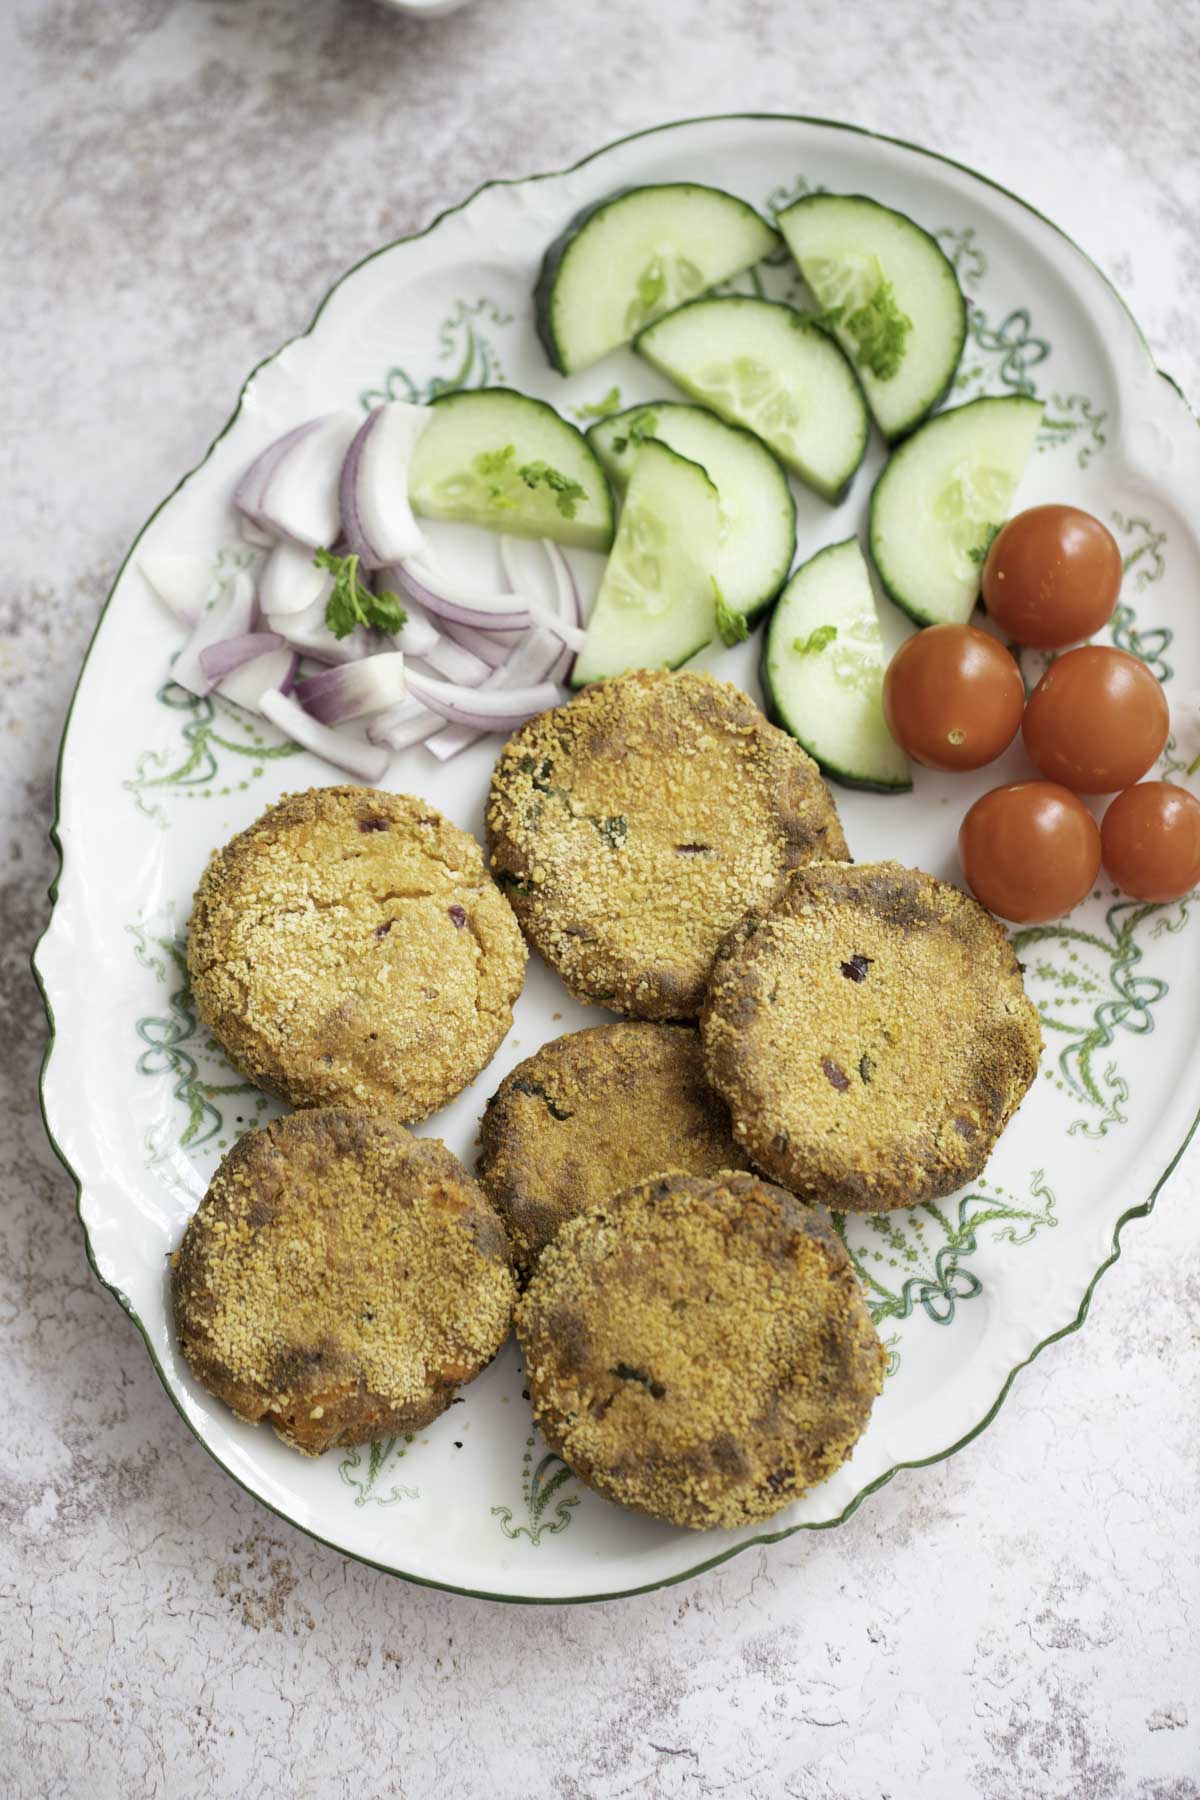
(32, 111), (1200, 1606)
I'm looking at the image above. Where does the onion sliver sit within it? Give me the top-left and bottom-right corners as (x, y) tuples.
(234, 420), (321, 530)
(217, 648), (299, 715)
(367, 698), (444, 753)
(295, 652), (407, 726)
(259, 689), (390, 781)
(266, 595), (375, 665)
(394, 558), (531, 632)
(421, 637), (491, 687)
(254, 411), (360, 548)
(440, 620), (517, 668)
(171, 573), (256, 696)
(339, 403), (431, 569)
(404, 668), (564, 731)
(199, 631), (286, 683)
(426, 621), (568, 761)
(258, 539), (332, 617)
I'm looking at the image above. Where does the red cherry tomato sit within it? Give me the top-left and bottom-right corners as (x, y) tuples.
(1021, 646), (1168, 794)
(1100, 782), (1200, 902)
(882, 624), (1025, 772)
(982, 505), (1123, 648)
(959, 781), (1101, 923)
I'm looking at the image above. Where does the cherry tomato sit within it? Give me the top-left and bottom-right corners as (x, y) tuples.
(1022, 646), (1168, 794)
(959, 780), (1101, 923)
(1100, 781), (1200, 902)
(882, 624), (1025, 772)
(982, 505), (1123, 648)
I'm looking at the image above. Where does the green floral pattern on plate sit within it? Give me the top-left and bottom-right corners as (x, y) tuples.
(128, 921), (266, 1166)
(1014, 898), (1191, 1138)
(339, 1435), (419, 1507)
(492, 1442), (580, 1544)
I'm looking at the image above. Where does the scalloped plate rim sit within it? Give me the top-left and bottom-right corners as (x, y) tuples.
(33, 110), (1200, 1605)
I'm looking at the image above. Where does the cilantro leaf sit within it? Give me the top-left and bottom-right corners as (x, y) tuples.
(517, 460), (586, 519)
(967, 523), (1002, 566)
(843, 278), (912, 380)
(474, 444), (517, 477)
(575, 386), (623, 421)
(315, 548), (407, 641)
(713, 577), (749, 648)
(794, 624), (837, 656)
(611, 410), (659, 459)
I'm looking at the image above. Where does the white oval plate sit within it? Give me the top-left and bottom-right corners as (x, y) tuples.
(36, 115), (1200, 1603)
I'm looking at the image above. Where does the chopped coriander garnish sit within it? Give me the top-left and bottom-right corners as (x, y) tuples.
(468, 445), (586, 519)
(611, 408), (662, 458)
(518, 460), (586, 519)
(842, 277), (912, 381)
(315, 548), (407, 640)
(575, 386), (623, 421)
(794, 623), (838, 655)
(968, 523), (1002, 566)
(713, 577), (748, 648)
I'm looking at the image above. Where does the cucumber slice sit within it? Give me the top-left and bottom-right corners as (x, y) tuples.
(634, 297), (867, 503)
(407, 388), (614, 552)
(535, 184), (779, 376)
(778, 193), (967, 441)
(762, 538), (911, 793)
(571, 439), (720, 687)
(587, 402), (796, 623)
(869, 395), (1044, 627)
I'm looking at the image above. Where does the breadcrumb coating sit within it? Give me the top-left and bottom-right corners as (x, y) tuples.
(478, 1022), (749, 1280)
(485, 669), (849, 1020)
(516, 1169), (886, 1529)
(171, 1107), (516, 1455)
(701, 860), (1042, 1210)
(187, 786), (526, 1121)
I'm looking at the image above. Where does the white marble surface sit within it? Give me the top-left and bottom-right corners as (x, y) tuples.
(5, 1), (1199, 1794)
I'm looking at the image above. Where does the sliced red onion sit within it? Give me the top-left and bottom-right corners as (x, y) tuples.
(240, 518), (277, 549)
(234, 420), (321, 531)
(259, 688), (390, 781)
(217, 647), (299, 714)
(404, 667), (564, 732)
(426, 620), (569, 761)
(393, 557), (532, 632)
(440, 620), (517, 668)
(171, 573), (256, 697)
(295, 652), (407, 726)
(266, 594), (375, 664)
(199, 631), (286, 683)
(258, 539), (332, 617)
(253, 411), (361, 548)
(384, 590), (441, 659)
(340, 403), (431, 569)
(366, 697), (443, 753)
(139, 553), (214, 627)
(544, 539), (583, 629)
(420, 637), (491, 687)
(498, 536), (587, 656)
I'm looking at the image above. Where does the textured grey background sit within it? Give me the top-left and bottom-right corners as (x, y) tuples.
(5, 2), (1200, 1796)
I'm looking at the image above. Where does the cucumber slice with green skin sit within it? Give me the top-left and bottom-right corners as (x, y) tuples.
(778, 193), (967, 441)
(407, 388), (615, 552)
(634, 297), (868, 503)
(535, 184), (779, 376)
(869, 395), (1044, 627)
(762, 538), (911, 793)
(571, 439), (720, 688)
(587, 402), (796, 624)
